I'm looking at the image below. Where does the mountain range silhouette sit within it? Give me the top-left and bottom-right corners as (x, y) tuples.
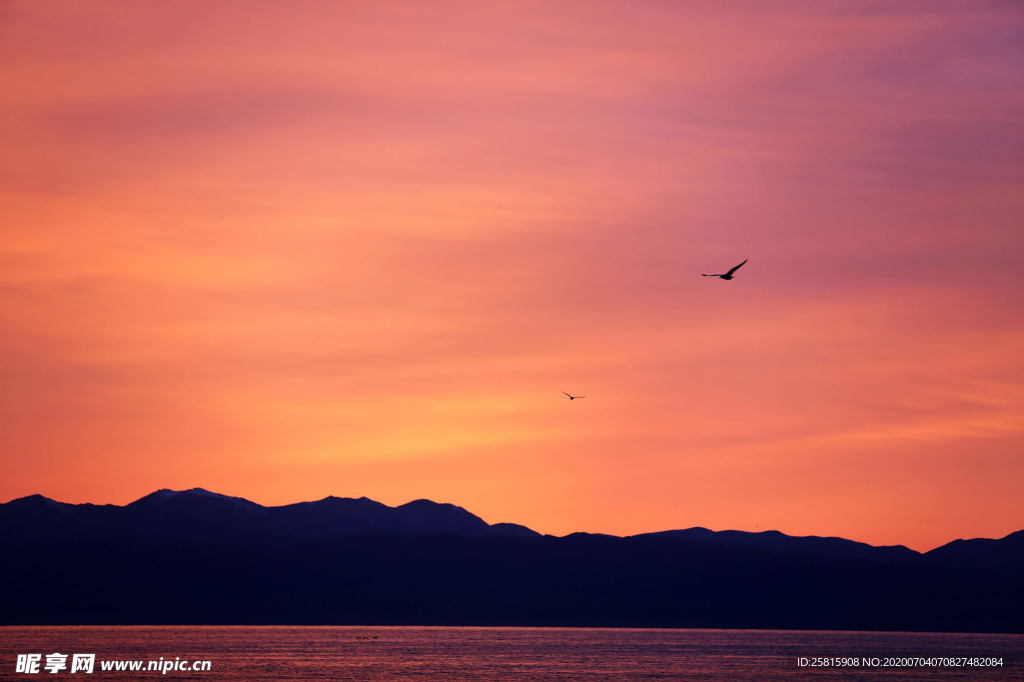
(2, 489), (1021, 631)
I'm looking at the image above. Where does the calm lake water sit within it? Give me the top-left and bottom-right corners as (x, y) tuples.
(1, 627), (1020, 681)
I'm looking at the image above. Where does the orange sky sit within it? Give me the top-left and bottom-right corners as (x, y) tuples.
(2, 1), (1022, 551)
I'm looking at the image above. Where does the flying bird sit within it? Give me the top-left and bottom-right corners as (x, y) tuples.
(562, 392), (585, 400)
(702, 259), (748, 280)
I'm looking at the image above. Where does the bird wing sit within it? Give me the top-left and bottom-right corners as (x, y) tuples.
(562, 391), (572, 398)
(725, 259), (748, 276)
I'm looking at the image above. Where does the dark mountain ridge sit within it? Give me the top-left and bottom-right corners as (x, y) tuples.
(3, 488), (1018, 572)
(0, 488), (540, 542)
(2, 489), (1021, 631)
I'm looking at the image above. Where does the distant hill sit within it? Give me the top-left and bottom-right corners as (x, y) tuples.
(924, 530), (1024, 576)
(635, 528), (920, 564)
(1, 490), (1021, 631)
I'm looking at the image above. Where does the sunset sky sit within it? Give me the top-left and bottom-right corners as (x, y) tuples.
(2, 1), (1022, 551)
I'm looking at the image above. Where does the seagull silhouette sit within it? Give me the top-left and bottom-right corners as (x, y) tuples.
(562, 392), (586, 400)
(702, 259), (747, 280)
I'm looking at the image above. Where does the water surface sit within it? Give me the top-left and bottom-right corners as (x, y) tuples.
(2, 627), (1020, 680)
